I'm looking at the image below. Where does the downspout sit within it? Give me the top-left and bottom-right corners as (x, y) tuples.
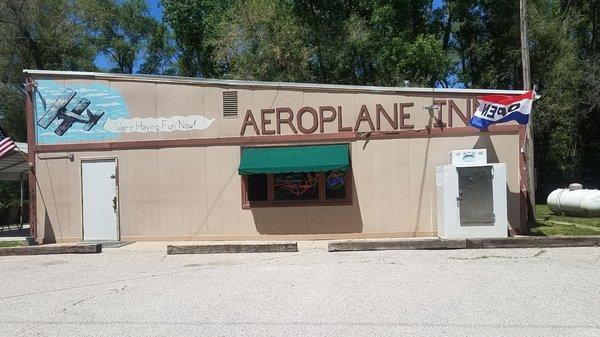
(24, 76), (38, 242)
(19, 169), (26, 229)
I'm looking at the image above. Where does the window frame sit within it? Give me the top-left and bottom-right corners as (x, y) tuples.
(241, 170), (352, 209)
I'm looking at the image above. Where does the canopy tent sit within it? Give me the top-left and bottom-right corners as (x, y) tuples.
(0, 142), (29, 232)
(0, 142), (28, 181)
(238, 144), (350, 175)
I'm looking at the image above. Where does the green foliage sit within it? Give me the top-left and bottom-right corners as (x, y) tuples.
(162, 0), (232, 77)
(576, 57), (600, 183)
(0, 181), (20, 207)
(528, 1), (582, 196)
(213, 0), (313, 82)
(140, 24), (176, 75)
(531, 205), (600, 236)
(290, 0), (373, 84)
(0, 241), (24, 248)
(448, 0), (523, 89)
(375, 34), (453, 87)
(0, 0), (97, 82)
(176, 0), (455, 86)
(0, 181), (20, 225)
(0, 84), (25, 142)
(77, 0), (174, 74)
(0, 0), (97, 142)
(369, 0), (453, 86)
(527, 0), (600, 197)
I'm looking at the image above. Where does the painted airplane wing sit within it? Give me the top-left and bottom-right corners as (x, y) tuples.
(54, 98), (91, 136)
(37, 89), (76, 129)
(82, 110), (105, 131)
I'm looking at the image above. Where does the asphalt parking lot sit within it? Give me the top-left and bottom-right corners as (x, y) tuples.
(0, 244), (599, 337)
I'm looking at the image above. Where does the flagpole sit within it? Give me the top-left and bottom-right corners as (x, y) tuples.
(520, 0), (531, 90)
(520, 0), (536, 231)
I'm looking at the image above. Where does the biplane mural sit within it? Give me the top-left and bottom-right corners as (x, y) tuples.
(37, 88), (105, 136)
(33, 79), (215, 145)
(34, 80), (129, 145)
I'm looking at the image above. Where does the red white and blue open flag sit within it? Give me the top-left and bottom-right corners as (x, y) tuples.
(0, 126), (17, 158)
(469, 90), (534, 129)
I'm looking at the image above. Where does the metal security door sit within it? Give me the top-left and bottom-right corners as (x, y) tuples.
(82, 159), (118, 240)
(457, 166), (494, 226)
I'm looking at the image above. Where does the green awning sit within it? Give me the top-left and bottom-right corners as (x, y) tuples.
(239, 144), (349, 175)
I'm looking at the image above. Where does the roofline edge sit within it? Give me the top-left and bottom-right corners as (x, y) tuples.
(22, 69), (526, 95)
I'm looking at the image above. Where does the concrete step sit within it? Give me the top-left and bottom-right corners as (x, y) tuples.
(465, 236), (600, 249)
(328, 236), (600, 252)
(167, 242), (299, 254)
(329, 238), (465, 252)
(0, 244), (102, 256)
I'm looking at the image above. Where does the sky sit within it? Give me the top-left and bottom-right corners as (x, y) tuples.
(147, 0), (163, 20)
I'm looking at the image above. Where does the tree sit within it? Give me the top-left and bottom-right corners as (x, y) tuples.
(77, 0), (174, 74)
(290, 0), (373, 85)
(370, 0), (453, 87)
(448, 0), (523, 89)
(527, 0), (582, 197)
(0, 0), (96, 140)
(162, 0), (232, 77)
(289, 0), (452, 86)
(213, 0), (313, 82)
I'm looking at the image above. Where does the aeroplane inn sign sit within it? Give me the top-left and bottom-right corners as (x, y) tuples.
(239, 99), (479, 136)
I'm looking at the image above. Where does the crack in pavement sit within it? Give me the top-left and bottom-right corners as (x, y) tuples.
(448, 249), (547, 260)
(70, 285), (127, 307)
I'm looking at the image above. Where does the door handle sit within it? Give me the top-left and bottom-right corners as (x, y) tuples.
(112, 196), (117, 212)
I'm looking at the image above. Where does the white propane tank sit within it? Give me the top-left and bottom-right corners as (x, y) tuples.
(547, 184), (600, 217)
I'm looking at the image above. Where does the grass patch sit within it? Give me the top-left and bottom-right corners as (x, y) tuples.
(531, 205), (600, 236)
(0, 241), (24, 248)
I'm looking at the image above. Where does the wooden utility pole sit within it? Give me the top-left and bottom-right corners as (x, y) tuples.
(520, 0), (536, 232)
(520, 0), (531, 90)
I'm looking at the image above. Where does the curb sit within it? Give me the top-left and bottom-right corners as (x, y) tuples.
(328, 239), (466, 252)
(328, 236), (600, 252)
(465, 236), (600, 249)
(0, 244), (102, 256)
(167, 242), (299, 255)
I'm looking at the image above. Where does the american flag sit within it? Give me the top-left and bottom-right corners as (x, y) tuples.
(0, 126), (17, 158)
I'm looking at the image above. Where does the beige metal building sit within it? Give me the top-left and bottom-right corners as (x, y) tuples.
(24, 70), (529, 243)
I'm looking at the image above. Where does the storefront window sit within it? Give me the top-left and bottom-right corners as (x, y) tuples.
(242, 170), (352, 207)
(247, 174), (268, 201)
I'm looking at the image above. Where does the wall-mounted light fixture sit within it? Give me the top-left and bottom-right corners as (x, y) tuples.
(37, 153), (75, 161)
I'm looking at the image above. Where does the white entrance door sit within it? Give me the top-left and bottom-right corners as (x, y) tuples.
(82, 159), (118, 241)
